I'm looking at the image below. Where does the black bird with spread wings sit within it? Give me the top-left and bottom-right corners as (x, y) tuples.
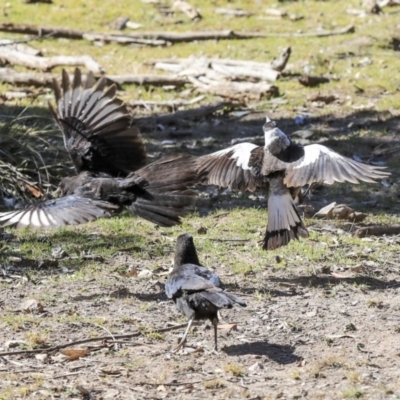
(196, 118), (390, 250)
(165, 234), (246, 351)
(49, 68), (147, 176)
(0, 69), (197, 229)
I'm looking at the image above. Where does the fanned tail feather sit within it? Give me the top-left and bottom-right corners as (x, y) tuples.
(200, 290), (247, 309)
(264, 177), (309, 250)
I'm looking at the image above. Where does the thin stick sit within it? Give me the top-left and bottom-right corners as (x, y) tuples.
(90, 322), (116, 342)
(0, 323), (188, 357)
(51, 371), (85, 379)
(134, 380), (204, 387)
(0, 23), (355, 43)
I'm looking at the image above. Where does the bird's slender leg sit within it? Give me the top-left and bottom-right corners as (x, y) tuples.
(173, 318), (193, 352)
(212, 317), (218, 351)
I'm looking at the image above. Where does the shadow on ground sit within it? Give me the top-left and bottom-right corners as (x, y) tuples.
(223, 341), (301, 364)
(269, 274), (400, 291)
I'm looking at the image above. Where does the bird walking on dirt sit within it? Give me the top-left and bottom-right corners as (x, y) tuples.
(195, 117), (390, 250)
(165, 234), (246, 351)
(0, 69), (198, 229)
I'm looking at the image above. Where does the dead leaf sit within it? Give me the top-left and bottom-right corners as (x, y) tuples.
(318, 265), (331, 274)
(21, 299), (44, 314)
(351, 265), (365, 273)
(265, 8), (288, 17)
(173, 0), (202, 20)
(331, 272), (354, 278)
(348, 211), (367, 222)
(331, 204), (354, 219)
(217, 324), (238, 331)
(60, 348), (89, 361)
(50, 353), (69, 363)
(138, 269), (153, 278)
(313, 202), (337, 219)
(17, 179), (43, 198)
(51, 247), (67, 259)
(127, 266), (138, 276)
(197, 226), (207, 234)
(35, 353), (48, 363)
(100, 368), (122, 376)
(308, 93), (338, 104)
(5, 340), (26, 350)
(248, 362), (264, 372)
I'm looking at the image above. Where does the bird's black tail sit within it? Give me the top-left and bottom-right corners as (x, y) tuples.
(127, 156), (199, 227)
(199, 290), (247, 309)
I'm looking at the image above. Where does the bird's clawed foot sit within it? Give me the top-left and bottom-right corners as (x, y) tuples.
(172, 337), (187, 353)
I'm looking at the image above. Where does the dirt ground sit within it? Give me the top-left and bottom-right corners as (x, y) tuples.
(1, 232), (400, 400)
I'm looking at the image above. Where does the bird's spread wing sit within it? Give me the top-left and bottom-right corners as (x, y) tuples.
(181, 276), (218, 292)
(49, 68), (146, 175)
(193, 265), (223, 288)
(282, 144), (390, 187)
(0, 196), (118, 229)
(196, 143), (263, 191)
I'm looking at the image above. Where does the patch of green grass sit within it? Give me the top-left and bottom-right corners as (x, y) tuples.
(224, 363), (246, 377)
(342, 387), (364, 399)
(204, 379), (226, 389)
(2, 0), (400, 117)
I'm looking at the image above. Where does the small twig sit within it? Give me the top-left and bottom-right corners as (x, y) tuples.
(0, 32), (54, 46)
(51, 371), (85, 379)
(134, 380), (204, 387)
(0, 323), (188, 357)
(90, 322), (116, 342)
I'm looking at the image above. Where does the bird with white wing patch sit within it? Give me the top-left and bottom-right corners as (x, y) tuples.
(196, 117), (390, 250)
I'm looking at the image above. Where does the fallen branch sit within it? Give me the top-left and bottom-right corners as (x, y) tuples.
(0, 39), (41, 56)
(173, 0), (202, 20)
(0, 48), (102, 73)
(215, 8), (252, 17)
(82, 33), (169, 47)
(107, 74), (187, 86)
(149, 47), (291, 82)
(0, 69), (188, 87)
(0, 323), (188, 357)
(136, 101), (232, 125)
(190, 76), (279, 100)
(0, 23), (355, 45)
(352, 225), (400, 238)
(210, 62), (280, 82)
